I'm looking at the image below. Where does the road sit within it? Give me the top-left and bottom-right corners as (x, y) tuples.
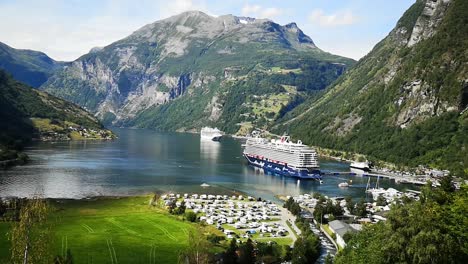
(310, 223), (337, 263)
(278, 207), (302, 242)
(277, 206), (337, 264)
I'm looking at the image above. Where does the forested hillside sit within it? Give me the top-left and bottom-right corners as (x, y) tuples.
(278, 0), (467, 177)
(335, 181), (468, 263)
(0, 70), (112, 162)
(0, 42), (63, 88)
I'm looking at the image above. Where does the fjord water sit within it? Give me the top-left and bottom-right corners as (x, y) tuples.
(0, 128), (409, 201)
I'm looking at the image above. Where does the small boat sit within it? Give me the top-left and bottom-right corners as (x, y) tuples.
(200, 183), (210, 187)
(338, 182), (349, 188)
(365, 176), (388, 199)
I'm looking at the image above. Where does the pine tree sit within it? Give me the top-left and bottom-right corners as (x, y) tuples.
(223, 238), (238, 264)
(239, 239), (255, 264)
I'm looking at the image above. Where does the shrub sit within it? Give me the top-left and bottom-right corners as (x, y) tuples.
(185, 211), (197, 222)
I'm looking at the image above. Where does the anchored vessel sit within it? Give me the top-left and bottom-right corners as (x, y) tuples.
(243, 133), (321, 179)
(350, 161), (370, 172)
(200, 127), (224, 141)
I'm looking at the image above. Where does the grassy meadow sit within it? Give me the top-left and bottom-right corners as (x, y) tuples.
(0, 196), (203, 264)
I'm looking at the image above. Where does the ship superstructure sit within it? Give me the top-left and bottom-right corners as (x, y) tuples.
(243, 133), (321, 179)
(350, 161), (370, 172)
(200, 127), (224, 141)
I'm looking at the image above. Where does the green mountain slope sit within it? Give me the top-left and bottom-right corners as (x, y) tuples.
(0, 70), (113, 162)
(0, 42), (63, 88)
(278, 0), (468, 177)
(41, 11), (354, 134)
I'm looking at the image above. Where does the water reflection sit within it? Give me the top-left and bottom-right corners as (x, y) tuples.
(200, 140), (220, 163)
(0, 128), (416, 201)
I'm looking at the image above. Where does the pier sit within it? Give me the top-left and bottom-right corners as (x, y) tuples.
(320, 170), (429, 185)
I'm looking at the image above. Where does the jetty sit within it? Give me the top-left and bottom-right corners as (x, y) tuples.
(320, 170), (429, 185)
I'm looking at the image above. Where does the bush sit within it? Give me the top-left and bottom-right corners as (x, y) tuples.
(207, 234), (225, 244)
(185, 211), (197, 222)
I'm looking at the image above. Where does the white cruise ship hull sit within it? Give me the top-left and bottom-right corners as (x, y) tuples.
(242, 134), (321, 180)
(243, 153), (321, 180)
(201, 134), (222, 141)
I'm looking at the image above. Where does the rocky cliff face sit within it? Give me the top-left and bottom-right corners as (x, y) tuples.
(41, 11), (353, 132)
(281, 0), (467, 176)
(290, 0), (460, 131)
(390, 0), (458, 128)
(407, 0), (451, 47)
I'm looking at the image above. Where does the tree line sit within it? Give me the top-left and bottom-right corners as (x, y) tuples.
(335, 179), (468, 264)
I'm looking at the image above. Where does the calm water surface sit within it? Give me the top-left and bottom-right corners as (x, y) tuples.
(0, 128), (414, 201)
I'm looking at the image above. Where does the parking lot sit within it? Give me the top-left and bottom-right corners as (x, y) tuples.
(161, 193), (298, 244)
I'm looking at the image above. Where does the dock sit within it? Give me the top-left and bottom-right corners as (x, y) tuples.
(320, 170), (429, 185)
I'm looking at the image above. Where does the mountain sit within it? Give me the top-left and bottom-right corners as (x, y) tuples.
(0, 70), (113, 162)
(0, 42), (64, 88)
(41, 11), (354, 134)
(279, 0), (467, 177)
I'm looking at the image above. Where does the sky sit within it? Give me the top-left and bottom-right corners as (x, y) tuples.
(0, 0), (415, 61)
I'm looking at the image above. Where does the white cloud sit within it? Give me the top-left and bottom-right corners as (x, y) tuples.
(308, 9), (358, 27)
(158, 0), (211, 19)
(241, 4), (261, 15)
(260, 8), (282, 19)
(241, 3), (283, 19)
(0, 0), (212, 61)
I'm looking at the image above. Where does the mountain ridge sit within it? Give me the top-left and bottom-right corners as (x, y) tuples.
(0, 70), (114, 162)
(41, 11), (354, 134)
(279, 0), (467, 177)
(0, 41), (64, 87)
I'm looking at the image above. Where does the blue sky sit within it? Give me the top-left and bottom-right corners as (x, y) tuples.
(0, 0), (415, 61)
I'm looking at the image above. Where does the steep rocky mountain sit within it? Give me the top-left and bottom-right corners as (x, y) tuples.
(0, 70), (113, 161)
(0, 42), (64, 87)
(41, 11), (354, 133)
(279, 0), (467, 176)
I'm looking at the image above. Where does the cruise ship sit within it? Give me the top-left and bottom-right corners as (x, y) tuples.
(350, 161), (370, 172)
(242, 133), (321, 179)
(200, 127), (224, 141)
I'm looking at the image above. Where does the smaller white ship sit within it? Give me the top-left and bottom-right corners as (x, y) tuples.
(350, 161), (370, 172)
(200, 127), (224, 141)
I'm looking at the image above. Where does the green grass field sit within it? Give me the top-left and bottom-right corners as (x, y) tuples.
(0, 223), (11, 262)
(269, 67), (302, 74)
(0, 197), (198, 264)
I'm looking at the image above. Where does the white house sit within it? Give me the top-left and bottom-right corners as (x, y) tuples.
(328, 220), (357, 248)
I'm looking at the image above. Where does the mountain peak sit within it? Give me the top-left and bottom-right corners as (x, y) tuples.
(163, 10), (213, 23)
(181, 10), (207, 15)
(128, 10), (319, 55)
(42, 6), (353, 133)
(233, 16), (257, 25)
(285, 22), (298, 28)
